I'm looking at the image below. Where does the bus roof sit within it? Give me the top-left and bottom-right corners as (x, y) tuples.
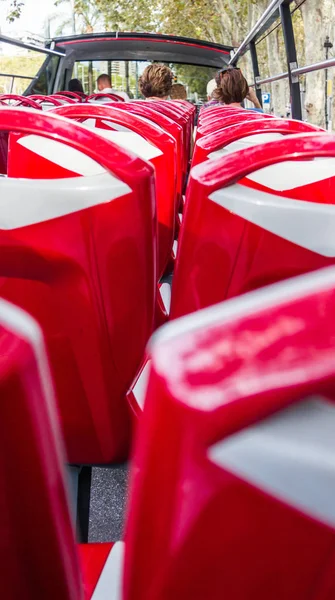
(52, 32), (234, 68)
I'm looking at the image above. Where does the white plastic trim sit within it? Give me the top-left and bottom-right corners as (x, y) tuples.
(90, 129), (163, 161)
(91, 541), (125, 600)
(208, 397), (335, 528)
(152, 266), (335, 346)
(132, 360), (152, 411)
(209, 182), (335, 256)
(208, 132), (283, 160)
(160, 282), (172, 314)
(17, 134), (106, 176)
(248, 157), (335, 192)
(0, 172), (131, 229)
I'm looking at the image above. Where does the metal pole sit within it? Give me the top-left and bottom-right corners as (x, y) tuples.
(229, 0), (284, 65)
(249, 41), (263, 107)
(279, 0), (302, 120)
(324, 36), (333, 131)
(0, 33), (65, 57)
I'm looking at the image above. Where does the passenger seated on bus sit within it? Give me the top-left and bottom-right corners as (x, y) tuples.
(170, 83), (187, 100)
(139, 64), (174, 100)
(205, 66), (262, 111)
(206, 78), (217, 100)
(96, 73), (130, 101)
(68, 78), (84, 93)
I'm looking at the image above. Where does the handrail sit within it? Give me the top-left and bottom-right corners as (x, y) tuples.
(252, 56), (335, 88)
(256, 71), (289, 86)
(0, 33), (65, 57)
(0, 73), (35, 80)
(292, 56), (335, 77)
(229, 0), (288, 64)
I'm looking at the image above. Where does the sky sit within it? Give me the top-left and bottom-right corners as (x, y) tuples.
(0, 0), (70, 37)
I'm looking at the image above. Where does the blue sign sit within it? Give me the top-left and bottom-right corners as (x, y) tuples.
(262, 92), (271, 105)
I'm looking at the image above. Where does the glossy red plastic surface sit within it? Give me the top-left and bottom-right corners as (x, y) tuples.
(28, 94), (64, 106)
(0, 94), (42, 109)
(124, 268), (335, 600)
(144, 101), (191, 180)
(57, 91), (86, 101)
(51, 94), (77, 104)
(198, 105), (245, 125)
(1, 107), (156, 463)
(196, 110), (268, 140)
(192, 117), (323, 166)
(79, 543), (114, 600)
(115, 102), (184, 199)
(172, 132), (335, 318)
(0, 299), (82, 600)
(87, 92), (124, 102)
(52, 103), (177, 278)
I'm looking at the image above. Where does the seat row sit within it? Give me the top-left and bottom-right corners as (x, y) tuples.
(2, 264), (335, 599)
(1, 98), (335, 597)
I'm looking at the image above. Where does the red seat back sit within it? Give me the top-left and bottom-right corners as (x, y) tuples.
(124, 267), (335, 600)
(171, 132), (335, 318)
(192, 117), (323, 167)
(52, 103), (177, 278)
(1, 107), (156, 463)
(0, 95), (42, 109)
(0, 299), (81, 600)
(196, 110), (268, 141)
(115, 102), (184, 201)
(87, 93), (124, 103)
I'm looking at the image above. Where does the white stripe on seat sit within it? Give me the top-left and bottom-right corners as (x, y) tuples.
(91, 541), (124, 600)
(132, 360), (151, 410)
(0, 173), (131, 229)
(209, 182), (335, 256)
(17, 135), (106, 176)
(90, 129), (163, 161)
(208, 132), (284, 160)
(160, 282), (171, 314)
(248, 156), (335, 191)
(208, 398), (335, 528)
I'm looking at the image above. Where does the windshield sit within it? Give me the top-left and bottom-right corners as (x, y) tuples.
(73, 60), (216, 102)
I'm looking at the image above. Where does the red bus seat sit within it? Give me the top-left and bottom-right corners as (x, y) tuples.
(192, 117), (323, 167)
(0, 297), (124, 599)
(28, 94), (65, 108)
(52, 103), (177, 279)
(87, 92), (125, 103)
(1, 107), (156, 464)
(171, 132), (335, 319)
(196, 110), (268, 141)
(0, 298), (82, 600)
(0, 94), (42, 109)
(144, 101), (191, 184)
(115, 102), (184, 202)
(123, 267), (335, 600)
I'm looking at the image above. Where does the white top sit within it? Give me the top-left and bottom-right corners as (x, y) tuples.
(99, 87), (130, 102)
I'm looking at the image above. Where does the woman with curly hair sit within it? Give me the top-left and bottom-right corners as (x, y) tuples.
(139, 64), (174, 100)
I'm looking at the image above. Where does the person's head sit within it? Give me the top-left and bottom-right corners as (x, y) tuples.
(97, 73), (112, 91)
(68, 78), (84, 93)
(206, 78), (217, 101)
(139, 64), (174, 99)
(170, 83), (187, 100)
(213, 66), (249, 104)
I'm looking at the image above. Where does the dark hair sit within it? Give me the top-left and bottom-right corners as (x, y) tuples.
(68, 78), (84, 93)
(139, 64), (174, 98)
(213, 67), (249, 104)
(170, 83), (187, 100)
(97, 73), (112, 88)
